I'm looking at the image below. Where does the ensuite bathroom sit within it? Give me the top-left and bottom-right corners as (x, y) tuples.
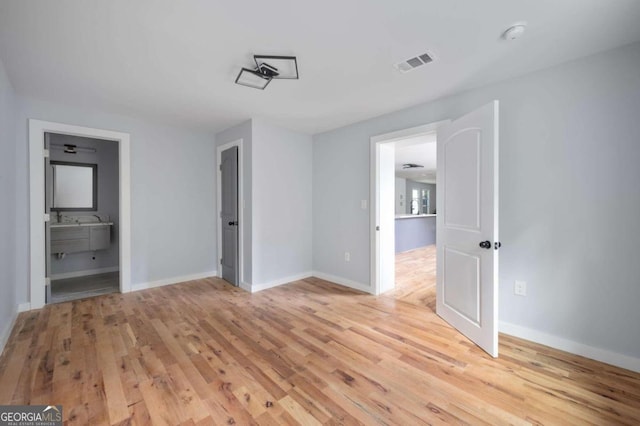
(46, 132), (120, 303)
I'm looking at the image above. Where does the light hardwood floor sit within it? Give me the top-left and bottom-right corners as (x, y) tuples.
(1, 272), (640, 424)
(392, 245), (436, 311)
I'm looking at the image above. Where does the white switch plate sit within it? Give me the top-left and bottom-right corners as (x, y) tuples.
(361, 200), (367, 209)
(514, 280), (527, 296)
(344, 252), (350, 262)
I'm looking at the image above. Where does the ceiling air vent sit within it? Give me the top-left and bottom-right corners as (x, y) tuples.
(395, 52), (434, 73)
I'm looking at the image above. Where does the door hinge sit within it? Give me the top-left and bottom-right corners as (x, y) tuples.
(219, 164), (222, 171)
(376, 226), (380, 231)
(43, 149), (50, 158)
(220, 258), (223, 265)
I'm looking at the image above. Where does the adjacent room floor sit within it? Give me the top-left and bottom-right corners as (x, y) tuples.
(50, 272), (119, 304)
(392, 244), (436, 311)
(1, 274), (639, 424)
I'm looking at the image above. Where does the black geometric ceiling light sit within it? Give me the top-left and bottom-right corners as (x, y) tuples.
(235, 55), (299, 90)
(402, 163), (424, 169)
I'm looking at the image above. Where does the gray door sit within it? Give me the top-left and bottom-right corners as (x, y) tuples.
(220, 146), (239, 285)
(44, 132), (52, 302)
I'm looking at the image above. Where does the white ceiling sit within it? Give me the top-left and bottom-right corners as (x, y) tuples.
(394, 134), (437, 183)
(1, 1), (640, 134)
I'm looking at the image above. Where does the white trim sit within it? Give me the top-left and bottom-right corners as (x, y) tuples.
(239, 281), (252, 292)
(0, 305), (19, 356)
(29, 120), (132, 309)
(51, 266), (120, 280)
(370, 121), (449, 295)
(249, 272), (313, 293)
(216, 139), (244, 286)
(131, 270), (217, 292)
(312, 271), (372, 294)
(500, 321), (640, 373)
(18, 303), (32, 313)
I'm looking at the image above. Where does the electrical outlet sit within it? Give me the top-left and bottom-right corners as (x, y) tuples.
(344, 252), (350, 262)
(514, 280), (527, 296)
(360, 200), (368, 209)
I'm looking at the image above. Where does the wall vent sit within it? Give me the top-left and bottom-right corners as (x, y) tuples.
(394, 52), (434, 73)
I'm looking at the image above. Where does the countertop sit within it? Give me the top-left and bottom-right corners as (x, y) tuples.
(395, 214), (436, 219)
(50, 222), (114, 228)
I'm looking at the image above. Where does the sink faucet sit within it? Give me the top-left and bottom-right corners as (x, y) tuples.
(93, 214), (101, 222)
(57, 211), (62, 222)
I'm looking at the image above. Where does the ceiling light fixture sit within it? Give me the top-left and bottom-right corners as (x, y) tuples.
(51, 143), (97, 154)
(235, 55), (299, 90)
(402, 163), (424, 169)
(503, 23), (527, 41)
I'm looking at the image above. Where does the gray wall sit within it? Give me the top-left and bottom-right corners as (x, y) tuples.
(313, 42), (640, 359)
(215, 120), (253, 284)
(49, 134), (120, 275)
(0, 56), (16, 343)
(395, 216), (436, 253)
(252, 119), (313, 285)
(13, 96), (217, 303)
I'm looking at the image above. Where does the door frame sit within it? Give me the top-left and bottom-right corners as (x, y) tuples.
(29, 119), (131, 310)
(216, 139), (244, 286)
(370, 120), (449, 295)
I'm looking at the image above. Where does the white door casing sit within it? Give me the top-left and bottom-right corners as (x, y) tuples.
(29, 119), (131, 310)
(436, 101), (499, 357)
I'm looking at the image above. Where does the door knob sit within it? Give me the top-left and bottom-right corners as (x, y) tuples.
(479, 240), (491, 249)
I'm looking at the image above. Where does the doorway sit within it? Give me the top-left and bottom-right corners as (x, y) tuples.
(370, 121), (446, 296)
(216, 139), (243, 287)
(45, 133), (121, 303)
(29, 119), (131, 310)
(371, 101), (500, 357)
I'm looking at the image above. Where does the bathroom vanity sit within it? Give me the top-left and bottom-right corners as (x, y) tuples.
(50, 222), (113, 254)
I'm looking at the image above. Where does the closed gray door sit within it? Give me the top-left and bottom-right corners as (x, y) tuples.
(221, 146), (239, 285)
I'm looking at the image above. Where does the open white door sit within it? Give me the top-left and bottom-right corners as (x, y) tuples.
(436, 101), (499, 357)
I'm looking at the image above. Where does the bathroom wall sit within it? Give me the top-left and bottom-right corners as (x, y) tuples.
(48, 134), (120, 277)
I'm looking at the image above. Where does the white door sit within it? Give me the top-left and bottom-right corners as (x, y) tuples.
(436, 101), (500, 357)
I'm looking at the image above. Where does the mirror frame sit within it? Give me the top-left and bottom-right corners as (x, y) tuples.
(50, 161), (98, 211)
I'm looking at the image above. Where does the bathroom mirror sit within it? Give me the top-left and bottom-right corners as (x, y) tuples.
(51, 161), (97, 211)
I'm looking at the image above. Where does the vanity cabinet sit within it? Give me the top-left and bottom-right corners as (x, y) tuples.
(51, 224), (111, 254)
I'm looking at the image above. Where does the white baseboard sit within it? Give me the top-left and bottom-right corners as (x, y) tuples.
(131, 270), (217, 292)
(500, 321), (640, 373)
(0, 305), (19, 357)
(239, 281), (252, 292)
(311, 271), (373, 294)
(51, 266), (119, 280)
(249, 271), (313, 293)
(18, 303), (31, 312)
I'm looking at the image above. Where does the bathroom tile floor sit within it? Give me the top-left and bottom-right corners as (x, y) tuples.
(51, 271), (119, 303)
